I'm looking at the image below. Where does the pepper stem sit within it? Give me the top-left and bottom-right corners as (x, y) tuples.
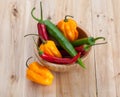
(40, 2), (43, 21)
(31, 2), (44, 23)
(26, 57), (33, 68)
(88, 37), (106, 45)
(24, 34), (39, 37)
(94, 37), (105, 41)
(64, 15), (74, 22)
(93, 41), (107, 45)
(24, 33), (46, 44)
(31, 8), (41, 23)
(84, 42), (107, 51)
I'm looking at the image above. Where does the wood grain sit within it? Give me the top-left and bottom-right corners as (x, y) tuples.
(91, 0), (117, 97)
(0, 0), (119, 97)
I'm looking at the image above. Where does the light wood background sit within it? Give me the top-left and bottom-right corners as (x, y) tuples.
(0, 0), (120, 97)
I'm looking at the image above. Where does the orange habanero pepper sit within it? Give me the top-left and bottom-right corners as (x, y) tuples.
(57, 15), (79, 41)
(39, 40), (62, 58)
(26, 57), (54, 85)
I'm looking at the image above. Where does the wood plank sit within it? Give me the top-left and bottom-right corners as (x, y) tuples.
(91, 0), (117, 97)
(0, 0), (27, 97)
(111, 0), (120, 97)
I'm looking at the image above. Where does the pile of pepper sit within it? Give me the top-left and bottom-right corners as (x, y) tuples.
(30, 2), (106, 67)
(25, 2), (107, 85)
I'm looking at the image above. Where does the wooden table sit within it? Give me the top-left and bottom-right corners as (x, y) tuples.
(0, 0), (120, 97)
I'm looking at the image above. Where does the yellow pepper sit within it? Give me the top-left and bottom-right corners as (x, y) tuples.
(39, 40), (62, 58)
(57, 15), (79, 41)
(26, 57), (54, 85)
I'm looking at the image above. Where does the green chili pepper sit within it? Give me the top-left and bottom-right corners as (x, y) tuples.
(44, 20), (86, 68)
(71, 37), (105, 46)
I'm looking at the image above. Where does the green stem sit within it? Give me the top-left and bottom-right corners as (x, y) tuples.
(94, 37), (105, 41)
(93, 41), (107, 45)
(40, 2), (43, 21)
(24, 33), (46, 44)
(64, 15), (74, 22)
(84, 42), (107, 51)
(31, 7), (42, 23)
(26, 57), (33, 68)
(31, 2), (44, 23)
(24, 34), (39, 37)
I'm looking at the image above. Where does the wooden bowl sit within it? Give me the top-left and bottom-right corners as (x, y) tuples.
(35, 25), (91, 72)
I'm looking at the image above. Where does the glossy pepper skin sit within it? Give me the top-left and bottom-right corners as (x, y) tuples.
(39, 40), (62, 58)
(26, 58), (54, 85)
(57, 15), (79, 41)
(71, 37), (106, 46)
(39, 51), (81, 64)
(37, 23), (48, 40)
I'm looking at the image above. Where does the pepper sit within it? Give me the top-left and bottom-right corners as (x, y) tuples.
(39, 40), (62, 58)
(24, 33), (62, 58)
(44, 20), (85, 68)
(71, 37), (105, 46)
(38, 50), (81, 64)
(37, 23), (48, 40)
(57, 15), (78, 41)
(33, 37), (81, 64)
(31, 2), (85, 68)
(31, 2), (48, 40)
(26, 57), (54, 85)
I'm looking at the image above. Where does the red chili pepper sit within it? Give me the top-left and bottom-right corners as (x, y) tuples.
(39, 52), (81, 64)
(31, 2), (49, 40)
(37, 23), (48, 40)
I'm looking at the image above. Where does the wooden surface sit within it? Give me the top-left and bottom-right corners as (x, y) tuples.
(0, 0), (120, 97)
